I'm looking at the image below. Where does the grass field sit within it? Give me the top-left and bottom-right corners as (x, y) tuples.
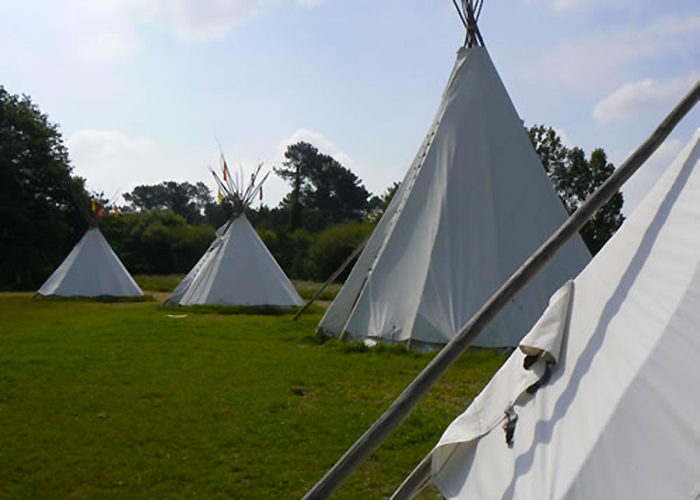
(0, 288), (505, 499)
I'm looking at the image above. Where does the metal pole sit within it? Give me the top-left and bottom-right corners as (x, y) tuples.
(301, 82), (699, 500)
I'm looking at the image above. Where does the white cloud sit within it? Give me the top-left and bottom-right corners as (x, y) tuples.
(593, 72), (700, 123)
(57, 0), (324, 55)
(553, 127), (573, 148)
(63, 0), (153, 62)
(159, 0), (281, 41)
(275, 128), (356, 169)
(296, 0), (324, 6)
(620, 137), (685, 215)
(536, 14), (700, 91)
(67, 129), (159, 199)
(550, 0), (588, 12)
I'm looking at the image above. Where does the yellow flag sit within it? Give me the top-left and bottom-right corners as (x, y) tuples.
(218, 189), (223, 203)
(91, 200), (96, 212)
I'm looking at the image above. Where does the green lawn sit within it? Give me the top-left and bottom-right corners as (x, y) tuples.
(0, 292), (505, 499)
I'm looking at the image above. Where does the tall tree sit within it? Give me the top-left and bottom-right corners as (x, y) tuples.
(275, 141), (373, 231)
(123, 181), (212, 224)
(527, 125), (624, 254)
(0, 86), (86, 289)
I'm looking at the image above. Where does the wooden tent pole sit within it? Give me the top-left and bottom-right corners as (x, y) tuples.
(388, 451), (433, 500)
(300, 82), (699, 500)
(292, 235), (370, 321)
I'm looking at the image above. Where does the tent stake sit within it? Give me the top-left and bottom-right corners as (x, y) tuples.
(300, 82), (699, 500)
(292, 236), (369, 321)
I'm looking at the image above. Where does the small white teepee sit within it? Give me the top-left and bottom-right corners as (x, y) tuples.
(167, 163), (302, 308)
(317, 4), (590, 349)
(37, 226), (144, 298)
(431, 129), (700, 499)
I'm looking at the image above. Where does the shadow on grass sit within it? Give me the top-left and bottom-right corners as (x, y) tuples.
(162, 303), (327, 317)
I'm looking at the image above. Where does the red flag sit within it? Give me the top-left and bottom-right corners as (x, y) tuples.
(97, 204), (103, 218)
(260, 186), (263, 201)
(223, 160), (228, 181)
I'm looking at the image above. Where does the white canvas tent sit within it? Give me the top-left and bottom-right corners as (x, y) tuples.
(37, 227), (144, 298)
(431, 129), (700, 499)
(167, 163), (302, 308)
(317, 5), (590, 349)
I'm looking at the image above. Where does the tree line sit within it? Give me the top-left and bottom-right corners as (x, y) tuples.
(1, 85), (623, 290)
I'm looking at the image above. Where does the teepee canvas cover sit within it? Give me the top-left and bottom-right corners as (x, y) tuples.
(432, 130), (700, 499)
(167, 213), (301, 307)
(318, 44), (590, 348)
(37, 227), (144, 298)
(167, 162), (301, 308)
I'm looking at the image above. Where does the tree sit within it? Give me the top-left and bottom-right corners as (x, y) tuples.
(0, 86), (87, 289)
(123, 181), (212, 224)
(275, 142), (373, 231)
(368, 181), (400, 224)
(101, 210), (215, 274)
(527, 125), (624, 254)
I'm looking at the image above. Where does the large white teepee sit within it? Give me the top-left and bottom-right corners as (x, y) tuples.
(37, 227), (144, 298)
(317, 16), (590, 348)
(167, 164), (302, 308)
(432, 130), (700, 499)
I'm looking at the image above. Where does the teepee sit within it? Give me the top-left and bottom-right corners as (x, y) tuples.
(317, 1), (590, 349)
(167, 161), (302, 307)
(37, 197), (144, 298)
(431, 129), (700, 499)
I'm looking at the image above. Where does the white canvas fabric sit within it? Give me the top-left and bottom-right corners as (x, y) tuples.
(37, 227), (144, 297)
(318, 46), (590, 348)
(168, 214), (302, 307)
(432, 129), (700, 500)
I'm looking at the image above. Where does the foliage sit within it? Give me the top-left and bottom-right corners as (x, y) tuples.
(123, 181), (213, 224)
(0, 293), (505, 499)
(101, 210), (215, 274)
(0, 86), (87, 290)
(275, 142), (375, 231)
(309, 222), (374, 281)
(369, 181), (400, 224)
(528, 125), (625, 254)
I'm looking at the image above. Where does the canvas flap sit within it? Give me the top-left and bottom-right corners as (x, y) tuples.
(432, 281), (574, 477)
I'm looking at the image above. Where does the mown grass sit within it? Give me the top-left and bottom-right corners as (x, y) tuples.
(0, 292), (505, 499)
(133, 274), (184, 293)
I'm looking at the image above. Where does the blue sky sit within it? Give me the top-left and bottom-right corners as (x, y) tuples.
(1, 0), (698, 213)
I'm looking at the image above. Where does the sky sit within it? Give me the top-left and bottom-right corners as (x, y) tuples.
(1, 0), (698, 214)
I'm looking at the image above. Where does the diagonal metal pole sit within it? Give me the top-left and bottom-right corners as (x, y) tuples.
(301, 82), (699, 500)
